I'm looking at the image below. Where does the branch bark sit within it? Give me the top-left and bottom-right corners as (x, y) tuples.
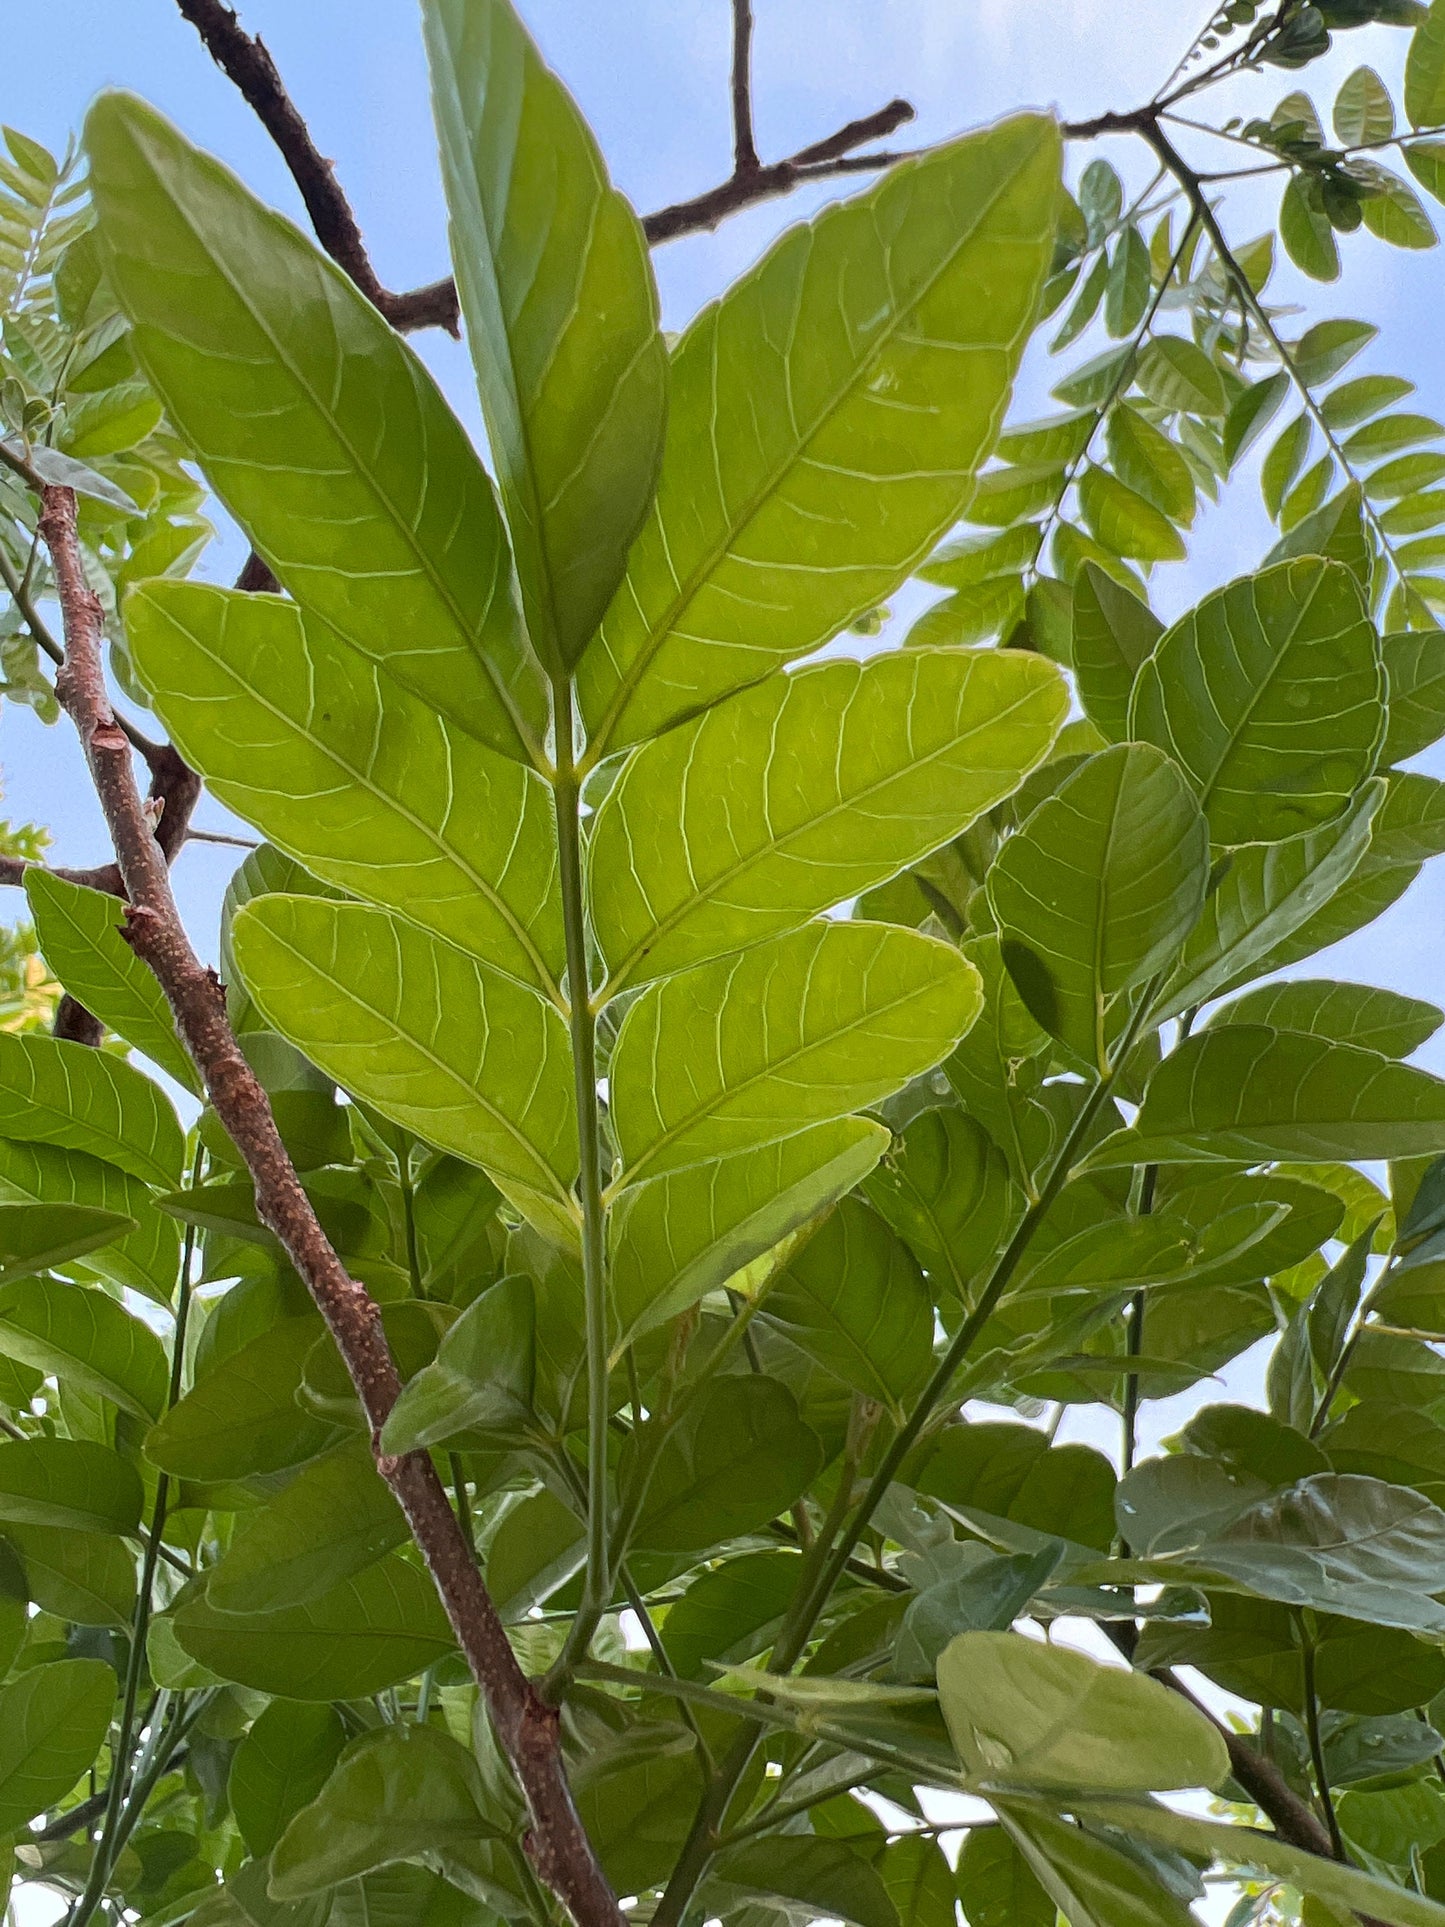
(172, 0), (914, 295)
(731, 0), (760, 175)
(37, 481), (623, 1927)
(172, 0), (461, 335)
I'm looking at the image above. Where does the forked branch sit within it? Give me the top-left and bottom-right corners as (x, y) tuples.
(37, 481), (624, 1927)
(173, 0), (915, 305)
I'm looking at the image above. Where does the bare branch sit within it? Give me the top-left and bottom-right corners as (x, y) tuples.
(642, 110), (915, 246)
(37, 481), (623, 1927)
(731, 0), (760, 176)
(172, 0), (460, 336)
(173, 0), (914, 313)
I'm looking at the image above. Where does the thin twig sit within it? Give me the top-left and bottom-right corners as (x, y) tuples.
(730, 0), (760, 175)
(172, 0), (460, 334)
(38, 482), (623, 1927)
(173, 0), (914, 284)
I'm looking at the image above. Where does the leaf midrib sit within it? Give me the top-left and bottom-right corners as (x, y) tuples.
(613, 939), (971, 1189)
(157, 597), (564, 1007)
(588, 131), (1044, 752)
(247, 913), (576, 1212)
(129, 125), (542, 765)
(603, 662), (1058, 991)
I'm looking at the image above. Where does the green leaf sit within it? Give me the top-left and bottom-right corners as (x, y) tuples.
(1209, 980), (1442, 1056)
(1263, 414), (1312, 520)
(1156, 780), (1382, 1018)
(7, 1524), (136, 1628)
(895, 1546), (1061, 1681)
(271, 1724), (489, 1898)
(937, 1629), (1228, 1790)
(1294, 320), (1377, 389)
(173, 1553), (454, 1698)
(589, 647), (1067, 991)
(608, 1117), (889, 1354)
(1134, 337), (1227, 416)
(1105, 406), (1196, 524)
(628, 1376), (823, 1553)
(904, 577), (1026, 649)
(0, 1199), (136, 1290)
(229, 1702), (346, 1859)
(709, 1838), (900, 1927)
(1225, 369), (1290, 467)
(486, 1487), (585, 1617)
(0, 1438), (142, 1533)
(0, 1139), (180, 1308)
(379, 1275), (535, 1453)
(1362, 167), (1437, 247)
(1408, 0), (1445, 126)
(916, 1423), (1118, 1553)
(758, 1198), (934, 1416)
(0, 1274), (168, 1420)
(1078, 466), (1186, 562)
(0, 1659), (115, 1833)
(7, 441), (141, 514)
(999, 1804), (1200, 1927)
(1127, 558), (1383, 846)
(146, 1314), (339, 1482)
(126, 583), (564, 995)
(84, 92), (547, 761)
(1323, 372), (1416, 429)
(422, 0), (665, 674)
(988, 744), (1208, 1068)
(1335, 64), (1395, 143)
(956, 1827), (1055, 1927)
(0, 1031), (183, 1189)
(1411, 132), (1445, 222)
(1282, 173), (1341, 281)
(25, 871), (199, 1091)
(918, 523), (1042, 588)
(577, 113), (1062, 752)
(1104, 226), (1151, 339)
(1383, 628), (1445, 761)
(864, 1108), (1024, 1302)
(1264, 484), (1372, 579)
(609, 921), (981, 1183)
(1089, 1026), (1445, 1167)
(1071, 562), (1163, 741)
(1082, 1793), (1445, 1927)
(661, 1549), (803, 1680)
(205, 1445), (407, 1614)
(231, 897), (578, 1238)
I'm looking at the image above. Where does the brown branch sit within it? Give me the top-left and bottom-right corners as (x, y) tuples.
(641, 116), (915, 246)
(173, 0), (914, 308)
(171, 0), (460, 336)
(731, 0), (760, 176)
(37, 481), (622, 1927)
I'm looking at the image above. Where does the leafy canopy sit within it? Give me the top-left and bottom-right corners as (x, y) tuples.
(11, 2), (1445, 1926)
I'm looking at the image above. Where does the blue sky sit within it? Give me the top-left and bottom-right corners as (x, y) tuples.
(8, 1), (1445, 1048)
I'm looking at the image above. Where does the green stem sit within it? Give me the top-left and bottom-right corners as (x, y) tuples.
(655, 1000), (1152, 1927)
(549, 676), (611, 1682)
(1299, 1616), (1345, 1859)
(1138, 118), (1415, 610)
(618, 1568), (715, 1773)
(68, 1152), (200, 1927)
(0, 538), (61, 665)
(1120, 1165), (1157, 1487)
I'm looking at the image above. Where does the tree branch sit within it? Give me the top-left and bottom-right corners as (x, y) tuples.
(37, 482), (623, 1927)
(171, 0), (461, 336)
(731, 0), (760, 176)
(641, 109), (915, 246)
(172, 0), (914, 302)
